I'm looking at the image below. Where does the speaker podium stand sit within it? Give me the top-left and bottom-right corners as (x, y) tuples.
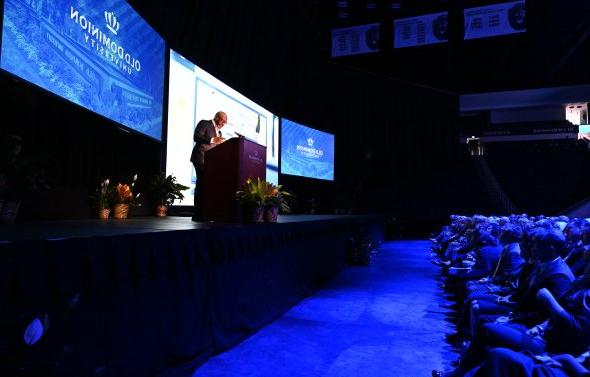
(203, 137), (266, 222)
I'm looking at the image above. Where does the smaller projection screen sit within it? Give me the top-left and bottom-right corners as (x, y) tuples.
(166, 49), (279, 206)
(0, 0), (166, 140)
(280, 118), (334, 181)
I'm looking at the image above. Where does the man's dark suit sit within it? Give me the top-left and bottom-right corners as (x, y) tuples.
(190, 119), (218, 219)
(190, 119), (218, 170)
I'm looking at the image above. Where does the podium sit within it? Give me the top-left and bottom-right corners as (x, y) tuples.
(203, 137), (266, 222)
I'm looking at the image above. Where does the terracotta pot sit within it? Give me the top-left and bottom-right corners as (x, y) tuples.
(264, 206), (278, 223)
(156, 205), (168, 217)
(0, 201), (21, 223)
(113, 204), (129, 219)
(98, 208), (110, 220)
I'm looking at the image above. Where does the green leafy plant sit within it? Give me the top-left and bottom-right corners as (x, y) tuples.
(236, 178), (293, 211)
(236, 177), (267, 207)
(150, 173), (189, 206)
(262, 182), (292, 213)
(0, 134), (50, 201)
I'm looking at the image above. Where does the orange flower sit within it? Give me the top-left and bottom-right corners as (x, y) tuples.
(116, 183), (133, 203)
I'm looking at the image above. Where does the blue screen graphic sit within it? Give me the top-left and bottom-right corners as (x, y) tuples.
(281, 118), (334, 181)
(1, 0), (165, 140)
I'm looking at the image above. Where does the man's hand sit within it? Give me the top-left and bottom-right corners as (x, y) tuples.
(211, 136), (226, 145)
(534, 355), (562, 368)
(536, 288), (553, 304)
(494, 315), (511, 324)
(495, 294), (515, 304)
(526, 324), (544, 338)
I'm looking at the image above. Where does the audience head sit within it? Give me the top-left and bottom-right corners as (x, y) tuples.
(520, 227), (540, 263)
(476, 230), (498, 248)
(487, 222), (501, 238)
(582, 223), (590, 245)
(499, 223), (522, 245)
(564, 221), (582, 244)
(531, 228), (566, 262)
(534, 218), (553, 230)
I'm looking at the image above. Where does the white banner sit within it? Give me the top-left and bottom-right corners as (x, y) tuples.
(331, 23), (380, 57)
(464, 1), (526, 40)
(394, 12), (448, 49)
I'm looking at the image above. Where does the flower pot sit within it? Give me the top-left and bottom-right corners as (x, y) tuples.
(0, 200), (21, 223)
(113, 204), (129, 219)
(264, 206), (278, 223)
(243, 205), (264, 223)
(98, 208), (110, 220)
(156, 205), (168, 217)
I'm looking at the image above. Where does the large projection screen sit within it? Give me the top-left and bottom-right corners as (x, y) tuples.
(0, 0), (166, 140)
(166, 49), (279, 206)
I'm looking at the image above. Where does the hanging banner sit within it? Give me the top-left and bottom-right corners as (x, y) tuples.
(464, 1), (526, 40)
(394, 12), (448, 49)
(331, 23), (380, 57)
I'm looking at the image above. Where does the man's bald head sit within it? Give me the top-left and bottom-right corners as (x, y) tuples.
(214, 112), (227, 127)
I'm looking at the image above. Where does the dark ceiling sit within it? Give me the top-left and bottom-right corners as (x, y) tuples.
(125, 0), (590, 98)
(300, 0), (590, 94)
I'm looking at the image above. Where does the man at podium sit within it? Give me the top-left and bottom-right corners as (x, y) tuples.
(190, 111), (227, 221)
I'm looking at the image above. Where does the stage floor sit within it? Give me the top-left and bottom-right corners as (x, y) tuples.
(0, 215), (363, 243)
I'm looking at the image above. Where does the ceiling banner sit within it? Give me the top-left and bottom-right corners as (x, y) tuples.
(331, 23), (380, 57)
(394, 12), (449, 49)
(464, 0), (526, 40)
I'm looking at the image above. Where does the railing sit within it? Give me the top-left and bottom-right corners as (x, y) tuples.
(471, 156), (517, 215)
(559, 195), (590, 217)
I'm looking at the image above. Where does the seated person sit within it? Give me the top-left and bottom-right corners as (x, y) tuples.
(470, 228), (574, 334)
(566, 222), (590, 277)
(433, 234), (587, 377)
(466, 223), (524, 295)
(464, 227), (536, 337)
(464, 347), (590, 377)
(448, 231), (502, 280)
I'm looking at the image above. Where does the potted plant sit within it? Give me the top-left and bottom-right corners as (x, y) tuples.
(113, 174), (140, 219)
(262, 182), (292, 223)
(236, 177), (266, 223)
(149, 173), (189, 217)
(89, 178), (114, 219)
(0, 135), (50, 223)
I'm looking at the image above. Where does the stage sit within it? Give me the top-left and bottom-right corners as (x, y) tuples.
(0, 215), (382, 377)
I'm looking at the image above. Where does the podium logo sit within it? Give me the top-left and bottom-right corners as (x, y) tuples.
(307, 138), (314, 147)
(104, 11), (120, 35)
(248, 150), (264, 164)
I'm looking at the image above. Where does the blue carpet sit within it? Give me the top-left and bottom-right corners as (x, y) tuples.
(192, 240), (458, 376)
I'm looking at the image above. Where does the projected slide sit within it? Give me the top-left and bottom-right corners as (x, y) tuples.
(166, 49), (278, 206)
(281, 118), (334, 181)
(1, 0), (165, 140)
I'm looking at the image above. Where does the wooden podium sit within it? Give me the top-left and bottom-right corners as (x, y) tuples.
(203, 137), (266, 222)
